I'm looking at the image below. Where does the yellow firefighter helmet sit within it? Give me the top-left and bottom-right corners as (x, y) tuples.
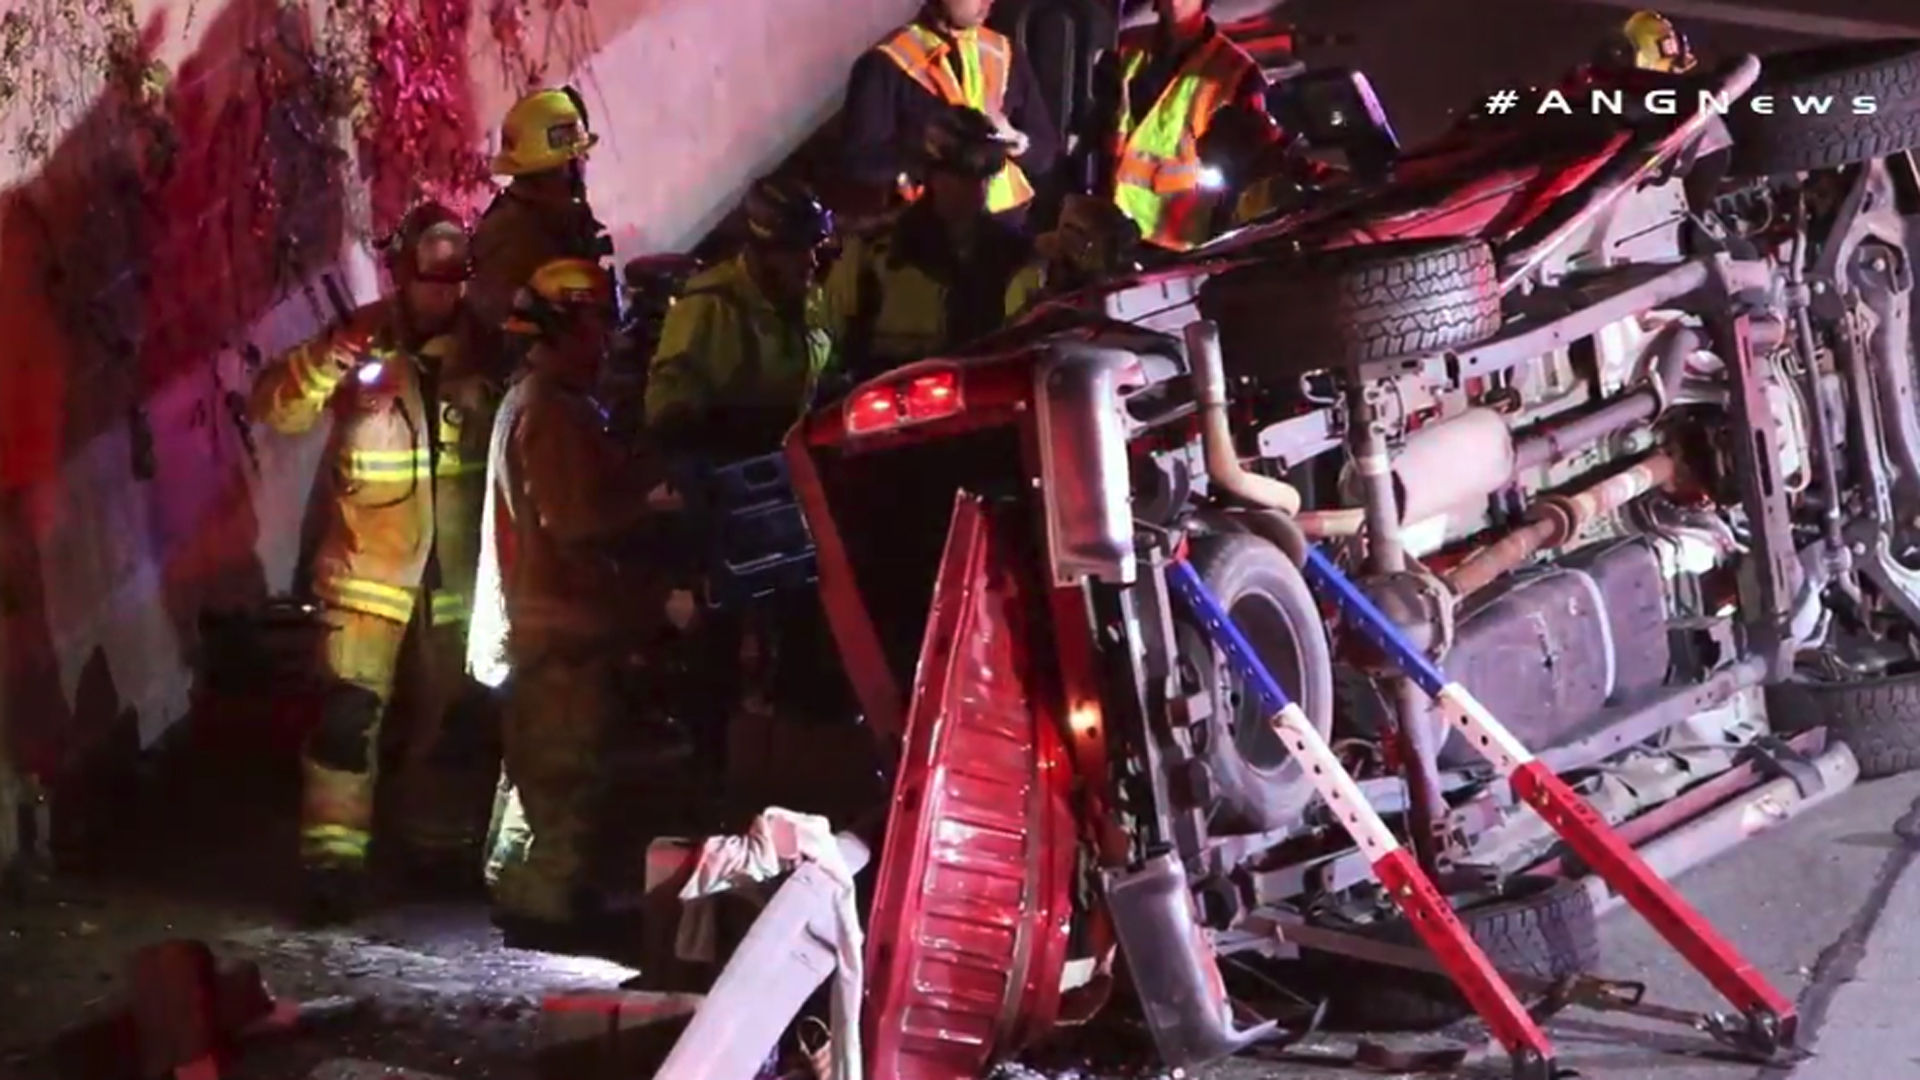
(491, 88), (599, 176)
(1617, 10), (1696, 74)
(502, 258), (615, 337)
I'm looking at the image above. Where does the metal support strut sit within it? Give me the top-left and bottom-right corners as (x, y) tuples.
(1295, 546), (1796, 1049)
(1167, 548), (1800, 1079)
(1165, 560), (1555, 1080)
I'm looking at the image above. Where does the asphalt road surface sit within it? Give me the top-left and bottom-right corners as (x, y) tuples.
(1205, 772), (1920, 1080)
(1207, 2), (1920, 1077)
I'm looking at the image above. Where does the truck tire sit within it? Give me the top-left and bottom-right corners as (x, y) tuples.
(1304, 875), (1601, 1030)
(1727, 41), (1920, 178)
(1175, 533), (1334, 834)
(1767, 671), (1920, 779)
(1198, 238), (1502, 380)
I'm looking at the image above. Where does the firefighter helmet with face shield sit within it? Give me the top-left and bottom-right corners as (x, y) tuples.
(492, 88), (599, 176)
(381, 201), (472, 282)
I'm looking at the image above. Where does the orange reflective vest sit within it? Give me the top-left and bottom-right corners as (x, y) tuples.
(251, 301), (495, 629)
(876, 21), (1035, 214)
(1110, 27), (1261, 251)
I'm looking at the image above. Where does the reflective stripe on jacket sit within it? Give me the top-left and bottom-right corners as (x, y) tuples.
(1110, 27), (1260, 251)
(250, 301), (497, 627)
(1005, 262), (1045, 320)
(876, 21), (1035, 214)
(643, 255), (834, 445)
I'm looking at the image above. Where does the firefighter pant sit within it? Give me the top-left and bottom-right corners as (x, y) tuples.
(300, 606), (501, 871)
(486, 652), (616, 922)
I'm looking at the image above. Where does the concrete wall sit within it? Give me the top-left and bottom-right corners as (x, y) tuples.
(0, 0), (912, 783)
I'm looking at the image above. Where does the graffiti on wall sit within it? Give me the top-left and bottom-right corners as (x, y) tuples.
(0, 0), (497, 781)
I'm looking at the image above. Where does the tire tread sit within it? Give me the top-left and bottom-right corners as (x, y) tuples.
(1200, 239), (1503, 379)
(1768, 670), (1920, 779)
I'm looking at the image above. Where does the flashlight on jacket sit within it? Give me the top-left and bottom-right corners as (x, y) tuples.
(1199, 165), (1228, 191)
(322, 270), (385, 386)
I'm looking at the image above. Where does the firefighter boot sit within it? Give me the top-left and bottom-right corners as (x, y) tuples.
(296, 755), (375, 927)
(297, 669), (388, 924)
(491, 659), (614, 952)
(299, 862), (371, 927)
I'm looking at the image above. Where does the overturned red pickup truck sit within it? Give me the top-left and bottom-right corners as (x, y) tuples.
(654, 38), (1920, 1080)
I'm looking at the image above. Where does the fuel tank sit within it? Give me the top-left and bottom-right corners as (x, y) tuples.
(1436, 536), (1671, 767)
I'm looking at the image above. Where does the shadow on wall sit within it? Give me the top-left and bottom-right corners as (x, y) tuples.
(0, 0), (357, 821)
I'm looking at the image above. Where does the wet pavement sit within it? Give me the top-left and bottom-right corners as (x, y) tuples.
(0, 707), (873, 1080)
(6, 764), (1917, 1080)
(1, 886), (569, 1080)
(1223, 771), (1920, 1080)
(0, 746), (572, 1080)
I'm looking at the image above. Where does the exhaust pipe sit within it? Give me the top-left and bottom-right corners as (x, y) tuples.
(1185, 320), (1302, 514)
(1295, 408), (1520, 539)
(1445, 450), (1678, 595)
(1512, 325), (1701, 472)
(1184, 319), (1695, 550)
(1335, 407), (1519, 529)
(1296, 507), (1365, 537)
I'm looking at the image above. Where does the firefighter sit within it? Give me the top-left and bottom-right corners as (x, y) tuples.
(481, 258), (665, 946)
(250, 204), (502, 921)
(1596, 10), (1697, 74)
(641, 178), (837, 776)
(1005, 193), (1142, 316)
(471, 87), (615, 334)
(1085, 0), (1269, 253)
(644, 177), (837, 458)
(823, 105), (1035, 382)
(841, 0), (1058, 224)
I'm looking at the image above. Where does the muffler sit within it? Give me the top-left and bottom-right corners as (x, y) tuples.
(1103, 854), (1279, 1068)
(1338, 407), (1518, 529)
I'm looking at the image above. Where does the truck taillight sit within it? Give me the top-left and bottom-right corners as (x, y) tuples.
(845, 367), (964, 435)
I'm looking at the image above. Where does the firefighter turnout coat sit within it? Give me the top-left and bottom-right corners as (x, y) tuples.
(250, 300), (494, 633)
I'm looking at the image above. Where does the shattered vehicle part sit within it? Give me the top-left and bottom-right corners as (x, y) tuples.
(653, 833), (870, 1080)
(861, 493), (1076, 1080)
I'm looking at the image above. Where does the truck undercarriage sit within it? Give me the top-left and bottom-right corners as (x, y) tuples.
(628, 35), (1920, 1080)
